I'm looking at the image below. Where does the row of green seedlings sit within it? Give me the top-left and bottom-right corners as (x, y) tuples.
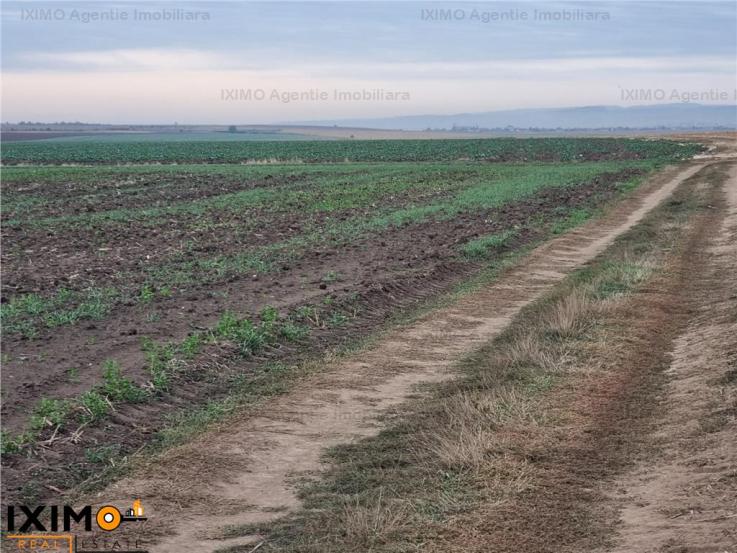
(461, 229), (519, 260)
(460, 205), (604, 261)
(1, 281), (171, 339)
(3, 262), (342, 340)
(1, 359), (147, 455)
(1, 287), (118, 339)
(1, 302), (354, 455)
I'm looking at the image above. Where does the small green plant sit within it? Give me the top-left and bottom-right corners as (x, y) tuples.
(67, 367), (80, 382)
(213, 311), (276, 356)
(260, 306), (279, 323)
(101, 360), (146, 402)
(139, 285), (155, 304)
(280, 321), (309, 341)
(149, 366), (169, 391)
(260, 306), (280, 334)
(214, 311), (240, 336)
(180, 333), (203, 359)
(327, 312), (349, 328)
(141, 338), (175, 392)
(29, 398), (71, 431)
(321, 271), (341, 283)
(293, 305), (317, 323)
(145, 310), (161, 323)
(84, 444), (121, 464)
(1, 431), (26, 455)
(79, 390), (110, 422)
(236, 320), (267, 355)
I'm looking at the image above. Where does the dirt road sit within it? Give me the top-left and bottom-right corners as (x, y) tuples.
(596, 162), (737, 553)
(89, 160), (722, 553)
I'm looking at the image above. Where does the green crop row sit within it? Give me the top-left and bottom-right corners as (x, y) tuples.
(6, 164), (477, 229)
(0, 137), (702, 165)
(0, 298), (358, 455)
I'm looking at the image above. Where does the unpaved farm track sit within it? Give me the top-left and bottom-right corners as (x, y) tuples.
(97, 162), (715, 552)
(598, 162), (737, 553)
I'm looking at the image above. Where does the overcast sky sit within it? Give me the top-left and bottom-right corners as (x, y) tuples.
(2, 1), (736, 124)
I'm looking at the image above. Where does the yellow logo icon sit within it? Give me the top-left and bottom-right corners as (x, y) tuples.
(96, 505), (122, 531)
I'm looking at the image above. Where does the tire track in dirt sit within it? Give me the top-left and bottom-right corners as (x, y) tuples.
(597, 162), (737, 553)
(96, 162), (713, 553)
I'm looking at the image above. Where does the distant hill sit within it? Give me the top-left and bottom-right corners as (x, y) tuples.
(297, 104), (737, 131)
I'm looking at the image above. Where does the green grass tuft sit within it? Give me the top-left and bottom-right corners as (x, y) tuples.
(101, 360), (146, 402)
(462, 230), (518, 259)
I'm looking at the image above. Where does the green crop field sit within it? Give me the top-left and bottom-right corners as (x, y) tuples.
(0, 136), (700, 164)
(0, 137), (701, 506)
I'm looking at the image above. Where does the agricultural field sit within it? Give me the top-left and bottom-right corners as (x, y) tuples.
(1, 136), (700, 164)
(3, 0), (734, 547)
(0, 137), (702, 508)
